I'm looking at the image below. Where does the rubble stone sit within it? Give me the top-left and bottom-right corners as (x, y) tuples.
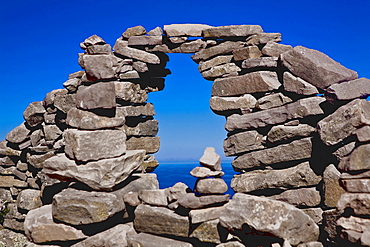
(76, 82), (116, 110)
(202, 25), (263, 38)
(195, 178), (228, 194)
(164, 24), (213, 37)
(128, 233), (193, 247)
(224, 130), (264, 156)
(326, 78), (370, 100)
(267, 124), (315, 143)
(256, 92), (293, 110)
(199, 147), (222, 171)
(126, 136), (160, 154)
(283, 72), (319, 95)
(270, 187), (321, 207)
(210, 94), (257, 113)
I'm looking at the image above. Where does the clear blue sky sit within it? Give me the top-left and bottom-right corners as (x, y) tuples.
(1, 0), (369, 162)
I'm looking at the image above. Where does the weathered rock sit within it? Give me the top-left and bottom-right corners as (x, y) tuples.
(241, 57), (278, 68)
(338, 144), (370, 171)
(147, 26), (163, 36)
(24, 205), (87, 243)
(16, 189), (42, 211)
(168, 36), (188, 43)
(198, 55), (233, 72)
(42, 124), (62, 141)
(171, 39), (207, 53)
(226, 97), (325, 131)
(114, 81), (148, 103)
(68, 70), (85, 79)
(117, 103), (155, 117)
(233, 46), (261, 61)
(0, 229), (28, 247)
(76, 82), (116, 110)
(52, 188), (124, 225)
(219, 193), (319, 246)
(261, 41), (293, 57)
(333, 142), (356, 161)
(195, 178), (228, 194)
(191, 41), (244, 62)
(66, 107), (125, 130)
(132, 61), (149, 73)
(281, 46), (358, 89)
(337, 193), (370, 215)
(199, 147), (222, 171)
(340, 229), (362, 244)
(190, 166), (224, 178)
(283, 72), (319, 95)
(27, 152), (55, 169)
(0, 188), (12, 201)
(256, 92), (293, 110)
(267, 124), (315, 143)
(6, 122), (29, 144)
(3, 218), (24, 232)
(341, 179), (370, 193)
(124, 119), (158, 136)
(134, 204), (189, 237)
(362, 229), (370, 247)
(302, 208), (323, 225)
(43, 150), (145, 190)
(210, 94), (257, 113)
(232, 161), (321, 192)
(54, 93), (76, 113)
(270, 187), (321, 207)
(232, 139), (313, 170)
(126, 136), (159, 154)
(64, 129), (126, 162)
(165, 182), (190, 202)
(164, 24), (213, 37)
(297, 242), (323, 247)
(81, 55), (117, 81)
(354, 125), (370, 142)
(63, 78), (81, 92)
(212, 71), (281, 96)
(177, 193), (229, 209)
(23, 101), (45, 127)
(128, 232), (193, 247)
(202, 25), (263, 38)
(337, 215), (370, 233)
(0, 176), (28, 188)
(114, 45), (160, 64)
(323, 164), (346, 208)
(85, 44), (112, 55)
(139, 189), (168, 206)
(190, 219), (222, 243)
(216, 242), (245, 247)
(326, 78), (370, 100)
(323, 209), (341, 239)
(82, 34), (106, 47)
(123, 191), (141, 207)
(122, 25), (146, 38)
(128, 35), (162, 46)
(224, 130), (264, 156)
(202, 63), (241, 79)
(245, 33), (282, 45)
(189, 205), (225, 224)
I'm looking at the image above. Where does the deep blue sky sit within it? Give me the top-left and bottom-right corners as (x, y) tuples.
(1, 0), (369, 162)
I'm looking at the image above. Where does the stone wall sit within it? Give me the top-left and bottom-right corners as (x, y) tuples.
(1, 24), (370, 247)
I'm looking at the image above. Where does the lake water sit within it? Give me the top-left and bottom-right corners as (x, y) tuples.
(154, 162), (238, 195)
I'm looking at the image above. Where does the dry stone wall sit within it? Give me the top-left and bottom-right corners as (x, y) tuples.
(1, 23), (370, 247)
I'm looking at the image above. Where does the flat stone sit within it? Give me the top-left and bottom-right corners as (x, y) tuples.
(0, 145), (21, 157)
(323, 164), (346, 208)
(134, 204), (189, 237)
(281, 46), (358, 89)
(43, 150), (145, 190)
(114, 81), (148, 103)
(261, 41), (293, 57)
(64, 129), (126, 162)
(219, 193), (319, 246)
(267, 124), (315, 143)
(232, 138), (313, 171)
(3, 218), (24, 232)
(76, 82), (116, 110)
(210, 94), (257, 113)
(85, 44), (112, 55)
(301, 208), (323, 225)
(226, 97), (325, 131)
(326, 78), (370, 100)
(27, 152), (55, 169)
(81, 55), (116, 81)
(122, 25), (146, 38)
(341, 170), (370, 180)
(139, 189), (168, 206)
(337, 215), (370, 233)
(54, 93), (76, 113)
(171, 39), (207, 53)
(212, 71), (281, 96)
(337, 193), (370, 215)
(0, 188), (12, 201)
(195, 178), (228, 194)
(126, 136), (160, 154)
(362, 229), (370, 247)
(66, 107), (125, 130)
(117, 103), (155, 117)
(338, 144), (370, 171)
(124, 119), (158, 137)
(177, 193), (229, 209)
(123, 192), (141, 207)
(191, 41), (244, 62)
(231, 161), (321, 192)
(164, 24), (213, 37)
(333, 142), (356, 161)
(354, 125), (370, 142)
(0, 176), (28, 188)
(68, 70), (85, 79)
(233, 46), (261, 61)
(168, 36), (188, 43)
(23, 101), (45, 127)
(6, 122), (29, 144)
(24, 205), (87, 243)
(340, 229), (362, 244)
(190, 219), (222, 243)
(16, 189), (42, 211)
(128, 233), (193, 247)
(114, 45), (160, 64)
(245, 33), (282, 45)
(52, 188), (125, 225)
(202, 25), (263, 38)
(190, 166), (224, 178)
(283, 72), (319, 95)
(224, 130), (264, 156)
(128, 36), (162, 46)
(199, 147), (222, 171)
(198, 55), (233, 72)
(342, 179), (370, 193)
(256, 92), (293, 110)
(242, 57), (278, 68)
(270, 187), (321, 207)
(202, 63), (241, 79)
(189, 205), (225, 224)
(297, 242), (323, 247)
(132, 61), (149, 73)
(148, 26), (163, 36)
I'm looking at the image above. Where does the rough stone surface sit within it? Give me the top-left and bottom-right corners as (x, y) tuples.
(232, 161), (321, 192)
(354, 125), (370, 142)
(0, 229), (28, 247)
(219, 193), (319, 246)
(302, 208), (323, 225)
(224, 130), (264, 156)
(139, 189), (168, 206)
(210, 94), (257, 113)
(64, 128), (126, 162)
(177, 193), (230, 209)
(256, 93), (293, 110)
(323, 164), (346, 208)
(0, 176), (28, 188)
(6, 122), (29, 144)
(126, 136), (160, 154)
(23, 101), (45, 127)
(245, 33), (282, 45)
(338, 144), (370, 171)
(117, 103), (155, 117)
(171, 39), (207, 53)
(122, 25), (146, 38)
(232, 138), (313, 170)
(192, 41), (244, 62)
(190, 166), (224, 178)
(242, 57), (278, 68)
(114, 45), (160, 64)
(326, 77), (370, 100)
(199, 147), (222, 171)
(270, 187), (321, 207)
(281, 46), (358, 89)
(216, 242), (245, 247)
(283, 72), (319, 95)
(114, 81), (148, 103)
(82, 55), (116, 81)
(128, 35), (162, 46)
(202, 25), (263, 38)
(190, 219), (222, 243)
(128, 233), (193, 247)
(164, 24), (213, 37)
(165, 182), (190, 203)
(76, 82), (116, 110)
(333, 142), (356, 161)
(54, 93), (76, 113)
(202, 63), (241, 79)
(16, 189), (42, 211)
(124, 119), (158, 136)
(189, 205), (225, 224)
(233, 46), (261, 61)
(261, 41), (293, 57)
(195, 178), (228, 194)
(212, 71), (281, 96)
(337, 193), (370, 215)
(198, 55), (233, 72)
(226, 97), (325, 131)
(267, 124), (315, 143)
(342, 179), (370, 193)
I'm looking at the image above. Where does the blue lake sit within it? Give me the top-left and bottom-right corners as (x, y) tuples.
(154, 162), (238, 195)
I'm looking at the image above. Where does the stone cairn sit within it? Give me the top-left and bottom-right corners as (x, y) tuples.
(1, 24), (370, 247)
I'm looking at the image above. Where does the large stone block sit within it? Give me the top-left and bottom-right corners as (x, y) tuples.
(226, 97), (325, 131)
(212, 71), (281, 96)
(114, 81), (148, 103)
(114, 45), (160, 64)
(224, 130), (264, 156)
(326, 78), (370, 100)
(337, 193), (370, 215)
(64, 129), (126, 162)
(164, 24), (213, 37)
(16, 189), (42, 211)
(82, 55), (117, 81)
(261, 41), (293, 57)
(219, 193), (319, 246)
(23, 101), (45, 127)
(189, 205), (225, 224)
(281, 46), (358, 89)
(267, 124), (315, 143)
(283, 72), (319, 96)
(191, 41), (244, 62)
(232, 138), (313, 170)
(210, 94), (257, 113)
(76, 82), (116, 110)
(117, 103), (155, 117)
(190, 219), (222, 243)
(6, 122), (30, 144)
(269, 187), (321, 207)
(126, 136), (159, 154)
(201, 63), (241, 79)
(231, 161), (321, 193)
(202, 25), (263, 38)
(124, 119), (158, 136)
(338, 144), (370, 171)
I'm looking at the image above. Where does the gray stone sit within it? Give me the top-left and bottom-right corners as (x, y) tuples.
(270, 187), (321, 207)
(226, 97), (325, 131)
(224, 130), (264, 156)
(68, 71), (85, 79)
(148, 26), (163, 36)
(82, 34), (106, 47)
(297, 242), (323, 247)
(0, 188), (12, 201)
(190, 166), (224, 178)
(362, 229), (370, 247)
(212, 71), (281, 96)
(44, 89), (68, 107)
(337, 193), (370, 215)
(114, 81), (148, 103)
(190, 219), (222, 243)
(326, 78), (370, 100)
(281, 46), (358, 89)
(191, 41), (244, 62)
(134, 204), (189, 237)
(128, 36), (162, 46)
(114, 45), (160, 64)
(3, 218), (24, 232)
(189, 205), (225, 224)
(76, 82), (116, 110)
(342, 179), (370, 193)
(122, 26), (146, 38)
(257, 92), (293, 110)
(261, 41), (293, 57)
(16, 189), (42, 211)
(198, 55), (233, 72)
(24, 205), (86, 243)
(195, 178), (228, 194)
(6, 122), (29, 144)
(0, 176), (28, 188)
(340, 229), (362, 244)
(301, 208), (323, 225)
(124, 120), (158, 137)
(245, 33), (282, 45)
(177, 193), (229, 209)
(241, 57), (278, 68)
(337, 216), (370, 241)
(171, 39), (207, 53)
(139, 189), (168, 206)
(119, 70), (140, 80)
(52, 188), (125, 225)
(199, 147), (222, 171)
(168, 36), (188, 43)
(82, 55), (117, 81)
(64, 129), (126, 162)
(232, 46), (261, 61)
(354, 125), (370, 142)
(0, 229), (28, 247)
(117, 103), (155, 117)
(323, 209), (341, 239)
(219, 193), (319, 246)
(54, 93), (76, 113)
(210, 94), (257, 113)
(164, 24), (213, 37)
(333, 142), (356, 161)
(123, 192), (141, 207)
(0, 146), (21, 157)
(323, 164), (346, 208)
(338, 144), (370, 171)
(216, 242), (245, 247)
(202, 25), (263, 38)
(43, 124), (62, 141)
(267, 124), (315, 143)
(126, 136), (160, 154)
(132, 61), (149, 72)
(23, 102), (45, 127)
(85, 44), (112, 55)
(232, 139), (313, 170)
(43, 150), (145, 190)
(27, 152), (55, 169)
(128, 232), (193, 247)
(202, 63), (241, 79)
(283, 72), (319, 95)
(165, 182), (190, 203)
(231, 161), (321, 192)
